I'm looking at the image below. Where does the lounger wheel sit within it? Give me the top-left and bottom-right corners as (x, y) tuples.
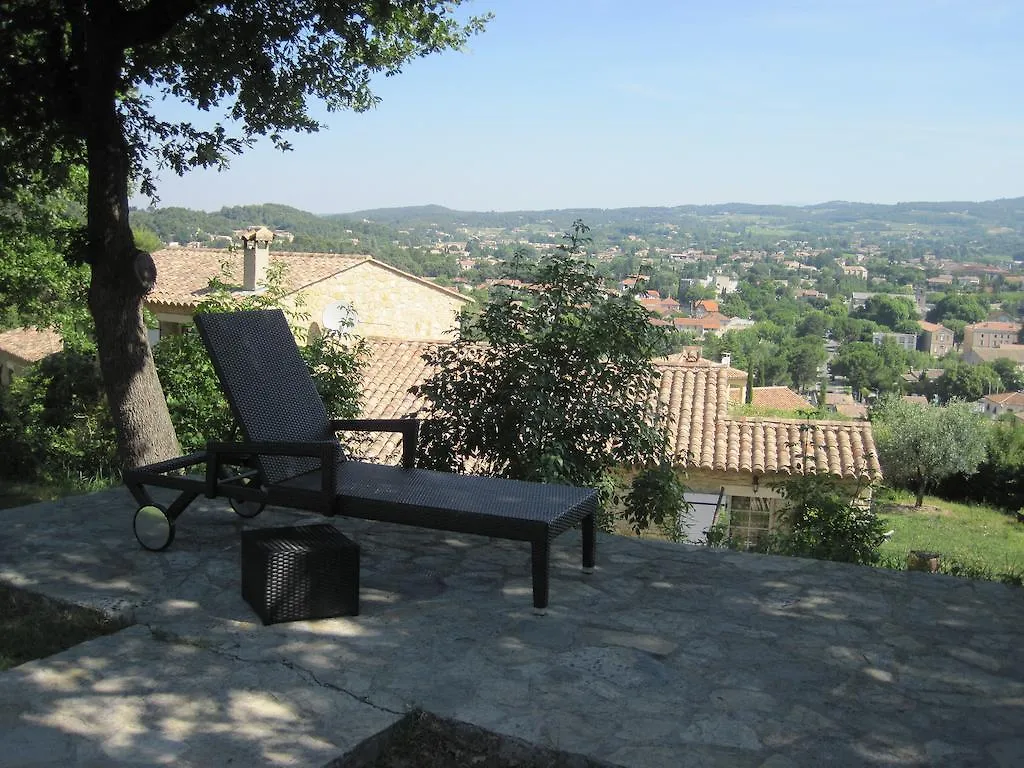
(229, 495), (266, 519)
(219, 462), (265, 518)
(228, 473), (266, 518)
(134, 504), (175, 551)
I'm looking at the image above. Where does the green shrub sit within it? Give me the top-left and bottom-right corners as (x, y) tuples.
(769, 475), (887, 565)
(623, 460), (691, 540)
(0, 349), (118, 484)
(151, 330), (235, 452)
(702, 476), (886, 565)
(415, 221), (679, 533)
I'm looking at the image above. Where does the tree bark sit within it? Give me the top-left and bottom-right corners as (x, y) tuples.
(84, 5), (180, 469)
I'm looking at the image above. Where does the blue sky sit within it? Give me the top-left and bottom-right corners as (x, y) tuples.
(138, 0), (1024, 214)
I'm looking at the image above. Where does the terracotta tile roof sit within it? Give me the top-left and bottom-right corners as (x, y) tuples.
(669, 314), (727, 332)
(148, 248), (371, 308)
(637, 296), (680, 316)
(359, 338), (440, 418)
(982, 391), (1024, 408)
(965, 321), (1022, 333)
(902, 395), (930, 406)
(0, 327), (63, 364)
(345, 338), (443, 463)
(654, 353), (748, 382)
(750, 386), (812, 411)
(655, 367), (880, 481)
(672, 317), (705, 330)
(346, 342), (881, 481)
(918, 320), (949, 333)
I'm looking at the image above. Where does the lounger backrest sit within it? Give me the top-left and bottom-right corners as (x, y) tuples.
(195, 309), (339, 484)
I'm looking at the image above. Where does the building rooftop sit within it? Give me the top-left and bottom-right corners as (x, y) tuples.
(352, 345), (880, 482)
(0, 327), (63, 364)
(750, 386), (813, 411)
(147, 248), (468, 309)
(981, 391), (1024, 408)
(656, 368), (880, 481)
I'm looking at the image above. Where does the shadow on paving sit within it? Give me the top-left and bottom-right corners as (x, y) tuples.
(0, 487), (1022, 767)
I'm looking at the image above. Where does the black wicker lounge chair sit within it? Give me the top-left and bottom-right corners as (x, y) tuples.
(124, 308), (598, 611)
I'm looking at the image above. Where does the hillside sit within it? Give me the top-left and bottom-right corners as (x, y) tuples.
(129, 197), (1024, 270)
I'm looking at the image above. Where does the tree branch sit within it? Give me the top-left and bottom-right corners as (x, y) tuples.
(115, 0), (211, 49)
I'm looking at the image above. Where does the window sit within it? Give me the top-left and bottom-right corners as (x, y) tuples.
(729, 495), (774, 548)
(159, 321), (183, 338)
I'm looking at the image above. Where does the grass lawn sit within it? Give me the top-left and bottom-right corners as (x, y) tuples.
(876, 493), (1024, 584)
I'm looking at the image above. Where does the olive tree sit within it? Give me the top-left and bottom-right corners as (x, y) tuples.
(871, 396), (989, 507)
(1, 0), (487, 468)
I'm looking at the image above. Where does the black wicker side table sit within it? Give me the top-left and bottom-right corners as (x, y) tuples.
(241, 523), (360, 624)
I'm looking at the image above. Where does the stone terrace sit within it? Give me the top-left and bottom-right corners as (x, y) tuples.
(0, 488), (1022, 767)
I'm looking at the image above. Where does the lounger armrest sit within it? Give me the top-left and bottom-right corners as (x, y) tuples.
(204, 440), (337, 507)
(330, 418), (420, 469)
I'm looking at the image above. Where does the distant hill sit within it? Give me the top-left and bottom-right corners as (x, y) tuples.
(130, 197), (1024, 262)
(336, 198), (1024, 232)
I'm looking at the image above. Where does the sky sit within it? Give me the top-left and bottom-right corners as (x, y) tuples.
(136, 0), (1024, 214)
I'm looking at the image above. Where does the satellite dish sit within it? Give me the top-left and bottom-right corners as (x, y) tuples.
(322, 301), (358, 331)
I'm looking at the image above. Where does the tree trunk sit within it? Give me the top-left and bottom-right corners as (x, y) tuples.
(84, 12), (180, 469)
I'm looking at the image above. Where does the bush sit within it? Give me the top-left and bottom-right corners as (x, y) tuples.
(934, 416), (1024, 512)
(623, 460), (691, 539)
(151, 329), (235, 452)
(769, 475), (887, 565)
(702, 476), (886, 566)
(0, 349), (118, 484)
(415, 221), (680, 532)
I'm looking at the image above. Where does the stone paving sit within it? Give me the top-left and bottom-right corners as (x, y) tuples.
(1, 487), (1022, 767)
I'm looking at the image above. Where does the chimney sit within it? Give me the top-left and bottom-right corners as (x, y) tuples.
(241, 226), (275, 291)
(721, 353), (731, 368)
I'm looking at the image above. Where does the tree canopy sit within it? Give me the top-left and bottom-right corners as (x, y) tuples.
(926, 292), (988, 326)
(829, 341), (905, 398)
(0, 0), (488, 468)
(0, 165), (90, 341)
(854, 294), (919, 333)
(871, 396), (989, 507)
(927, 361), (1006, 403)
